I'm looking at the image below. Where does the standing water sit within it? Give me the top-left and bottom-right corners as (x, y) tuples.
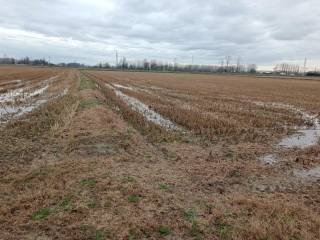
(255, 102), (320, 164)
(105, 83), (183, 131)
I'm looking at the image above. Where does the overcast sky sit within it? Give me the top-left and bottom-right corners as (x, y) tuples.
(0, 0), (319, 69)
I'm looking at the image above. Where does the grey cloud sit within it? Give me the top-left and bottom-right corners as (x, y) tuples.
(0, 0), (319, 68)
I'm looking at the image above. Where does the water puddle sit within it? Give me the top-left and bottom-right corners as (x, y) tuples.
(279, 128), (320, 148)
(113, 83), (152, 94)
(105, 83), (182, 131)
(0, 99), (48, 121)
(255, 102), (320, 164)
(0, 76), (58, 103)
(0, 88), (24, 102)
(105, 83), (115, 90)
(142, 85), (167, 91)
(113, 84), (135, 91)
(0, 85), (49, 103)
(28, 85), (49, 98)
(294, 167), (320, 180)
(59, 88), (69, 97)
(0, 88), (68, 124)
(0, 76), (65, 123)
(260, 154), (277, 164)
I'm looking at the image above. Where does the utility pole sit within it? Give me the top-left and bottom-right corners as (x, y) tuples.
(236, 57), (240, 73)
(303, 57), (307, 75)
(226, 56), (231, 72)
(191, 55), (194, 71)
(115, 50), (118, 68)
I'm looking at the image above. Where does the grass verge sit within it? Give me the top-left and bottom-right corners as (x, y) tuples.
(79, 75), (96, 90)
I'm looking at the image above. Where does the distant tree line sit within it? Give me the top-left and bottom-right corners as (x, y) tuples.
(1, 55), (258, 74)
(95, 58), (257, 74)
(274, 63), (301, 75)
(273, 62), (320, 76)
(306, 71), (320, 76)
(56, 62), (86, 68)
(0, 56), (88, 68)
(0, 56), (50, 66)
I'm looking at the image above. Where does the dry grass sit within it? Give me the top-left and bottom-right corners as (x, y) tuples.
(211, 195), (320, 240)
(0, 67), (319, 239)
(0, 66), (56, 79)
(84, 70), (314, 146)
(0, 72), (78, 171)
(0, 68), (78, 162)
(83, 72), (179, 142)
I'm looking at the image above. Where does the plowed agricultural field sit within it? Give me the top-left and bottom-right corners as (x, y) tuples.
(1, 66), (319, 240)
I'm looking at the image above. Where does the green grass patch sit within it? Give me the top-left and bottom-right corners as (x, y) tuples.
(184, 209), (197, 222)
(158, 225), (171, 236)
(122, 176), (135, 183)
(79, 98), (101, 110)
(128, 235), (136, 240)
(128, 194), (140, 203)
(159, 183), (169, 190)
(80, 178), (97, 187)
(88, 201), (98, 209)
(214, 219), (229, 239)
(190, 222), (203, 239)
(184, 209), (203, 239)
(31, 208), (51, 221)
(79, 76), (96, 90)
(59, 196), (73, 211)
(128, 229), (141, 240)
(95, 230), (105, 240)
